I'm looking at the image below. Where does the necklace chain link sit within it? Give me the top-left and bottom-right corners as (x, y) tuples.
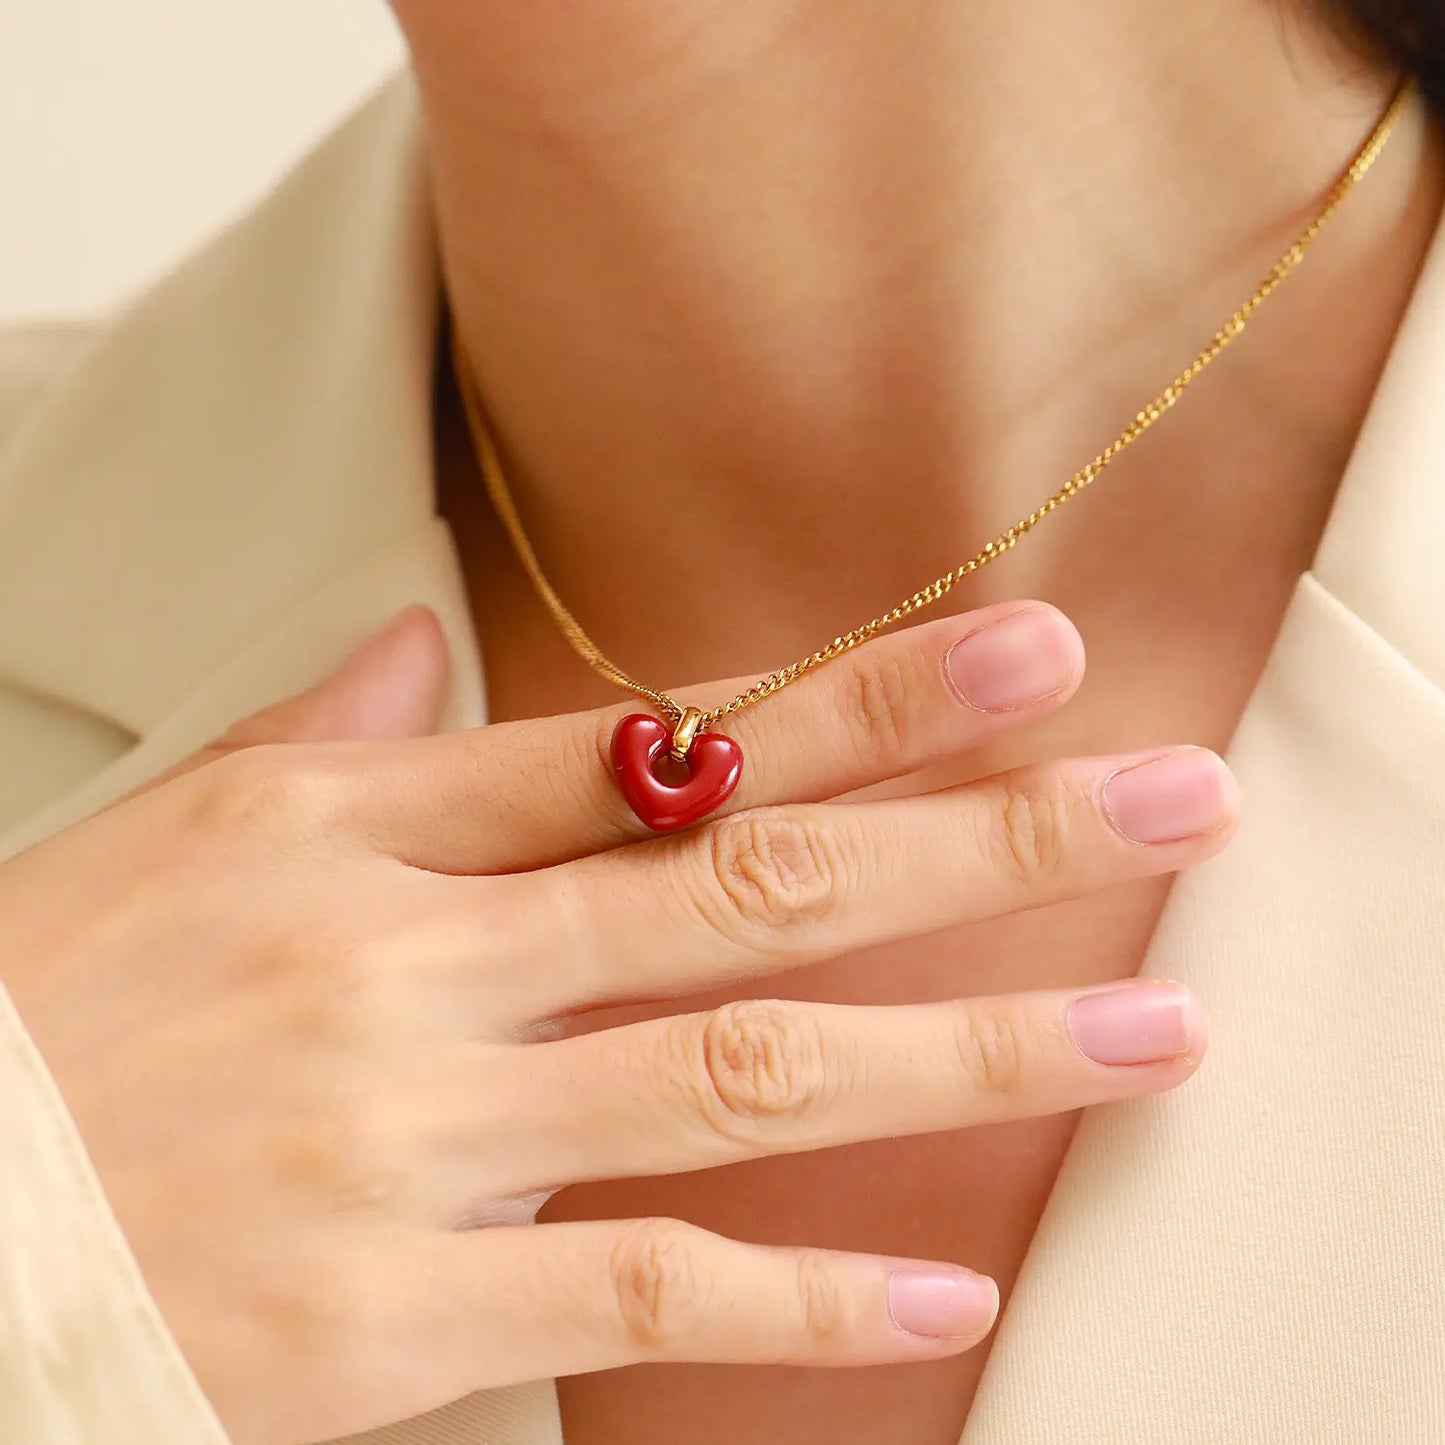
(454, 81), (1412, 732)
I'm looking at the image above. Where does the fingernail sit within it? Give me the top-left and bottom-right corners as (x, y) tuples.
(944, 606), (1081, 713)
(1101, 747), (1235, 845)
(331, 606), (449, 737)
(1067, 981), (1202, 1066)
(343, 605), (434, 666)
(887, 1268), (998, 1339)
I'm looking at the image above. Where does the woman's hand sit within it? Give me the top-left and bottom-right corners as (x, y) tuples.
(0, 601), (1234, 1445)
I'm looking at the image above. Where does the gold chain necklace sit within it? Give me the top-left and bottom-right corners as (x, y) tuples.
(453, 81), (1412, 831)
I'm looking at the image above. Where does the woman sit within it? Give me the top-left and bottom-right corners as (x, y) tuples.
(1, 4), (1441, 1443)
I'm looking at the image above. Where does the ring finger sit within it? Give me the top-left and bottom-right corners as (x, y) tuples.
(493, 980), (1204, 1194)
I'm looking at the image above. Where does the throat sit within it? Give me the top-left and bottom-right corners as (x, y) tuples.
(437, 84), (1443, 761)
(433, 121), (1439, 745)
(428, 55), (1441, 728)
(422, 0), (1444, 745)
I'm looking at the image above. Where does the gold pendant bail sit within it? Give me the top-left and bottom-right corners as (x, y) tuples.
(669, 706), (705, 762)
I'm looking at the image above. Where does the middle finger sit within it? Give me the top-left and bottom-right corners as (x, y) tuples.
(506, 743), (1237, 1023)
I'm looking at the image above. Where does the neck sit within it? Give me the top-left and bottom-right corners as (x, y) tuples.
(406, 1), (1442, 696)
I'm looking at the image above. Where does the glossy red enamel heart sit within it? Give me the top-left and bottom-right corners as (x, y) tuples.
(610, 714), (744, 832)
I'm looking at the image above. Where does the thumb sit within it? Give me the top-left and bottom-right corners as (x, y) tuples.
(138, 606), (452, 796)
(211, 605), (451, 749)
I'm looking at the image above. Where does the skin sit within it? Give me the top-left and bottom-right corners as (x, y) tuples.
(402, 0), (1441, 740)
(389, 2), (1445, 1440)
(3, 605), (1226, 1445)
(1, 5), (1440, 1445)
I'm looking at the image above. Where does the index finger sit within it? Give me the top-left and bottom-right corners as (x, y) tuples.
(360, 600), (1082, 874)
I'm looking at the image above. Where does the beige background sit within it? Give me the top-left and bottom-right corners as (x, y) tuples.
(0, 1), (404, 323)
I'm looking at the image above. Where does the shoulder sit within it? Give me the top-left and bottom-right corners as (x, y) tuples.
(0, 322), (97, 453)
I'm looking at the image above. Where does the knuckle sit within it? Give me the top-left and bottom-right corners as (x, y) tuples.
(793, 1252), (850, 1345)
(695, 999), (833, 1135)
(702, 811), (845, 941)
(838, 648), (916, 763)
(186, 745), (353, 844)
(306, 938), (399, 1046)
(330, 928), (399, 1000)
(953, 1003), (1035, 1098)
(608, 1219), (709, 1352)
(246, 1251), (333, 1362)
(237, 906), (369, 1004)
(978, 776), (1072, 886)
(247, 1245), (379, 1368)
(276, 1087), (405, 1217)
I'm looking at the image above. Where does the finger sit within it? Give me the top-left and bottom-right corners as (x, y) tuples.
(488, 981), (1205, 1193)
(133, 606), (450, 798)
(413, 1220), (998, 1392)
(371, 601), (1084, 872)
(507, 745), (1236, 1020)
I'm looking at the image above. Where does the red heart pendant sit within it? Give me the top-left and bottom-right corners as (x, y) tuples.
(611, 714), (743, 832)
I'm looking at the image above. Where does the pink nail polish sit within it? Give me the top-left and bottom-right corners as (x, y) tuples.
(1101, 747), (1234, 845)
(887, 1268), (998, 1339)
(1066, 982), (1202, 1066)
(944, 606), (1081, 713)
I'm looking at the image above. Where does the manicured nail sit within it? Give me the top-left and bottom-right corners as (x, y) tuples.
(944, 606), (1081, 713)
(887, 1268), (998, 1339)
(1101, 747), (1234, 845)
(1067, 981), (1201, 1066)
